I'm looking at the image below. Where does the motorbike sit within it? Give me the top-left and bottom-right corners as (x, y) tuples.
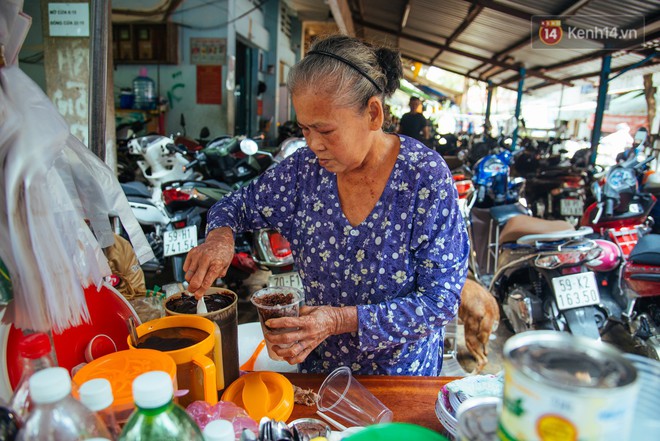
(183, 136), (275, 188)
(161, 179), (258, 289)
(120, 180), (194, 282)
(578, 128), (658, 356)
(490, 215), (606, 339)
(250, 137), (307, 289)
(622, 234), (660, 359)
(465, 142), (528, 284)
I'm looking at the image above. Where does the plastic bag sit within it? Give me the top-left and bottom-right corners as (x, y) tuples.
(186, 400), (259, 438)
(0, 56), (153, 331)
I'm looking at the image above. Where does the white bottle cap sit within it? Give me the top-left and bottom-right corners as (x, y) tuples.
(28, 367), (72, 404)
(132, 371), (173, 409)
(79, 378), (114, 411)
(203, 419), (235, 441)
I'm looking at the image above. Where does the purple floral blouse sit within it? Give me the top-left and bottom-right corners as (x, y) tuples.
(207, 135), (469, 375)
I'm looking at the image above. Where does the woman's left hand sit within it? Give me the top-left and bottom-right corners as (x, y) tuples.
(264, 305), (356, 364)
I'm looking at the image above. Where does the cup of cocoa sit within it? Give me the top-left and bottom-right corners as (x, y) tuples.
(249, 287), (304, 361)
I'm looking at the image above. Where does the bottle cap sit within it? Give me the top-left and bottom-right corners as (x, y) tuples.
(132, 371), (173, 409)
(139, 67), (148, 77)
(28, 367), (72, 404)
(79, 378), (114, 411)
(18, 333), (51, 359)
(203, 419), (235, 441)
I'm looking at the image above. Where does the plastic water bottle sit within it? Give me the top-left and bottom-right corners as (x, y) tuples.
(118, 371), (203, 440)
(9, 332), (57, 422)
(79, 378), (121, 440)
(203, 419), (235, 441)
(132, 68), (155, 110)
(18, 367), (112, 441)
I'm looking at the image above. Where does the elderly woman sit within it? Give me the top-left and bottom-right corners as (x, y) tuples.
(184, 35), (468, 376)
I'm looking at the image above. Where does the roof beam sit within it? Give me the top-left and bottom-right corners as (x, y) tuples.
(526, 56), (660, 92)
(399, 0), (412, 33)
(467, 0), (532, 21)
(429, 3), (483, 64)
(357, 19), (573, 86)
(497, 27), (660, 87)
(328, 0), (355, 36)
(402, 54), (519, 92)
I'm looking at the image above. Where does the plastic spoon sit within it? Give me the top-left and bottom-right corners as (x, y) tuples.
(196, 296), (208, 314)
(240, 339), (266, 371)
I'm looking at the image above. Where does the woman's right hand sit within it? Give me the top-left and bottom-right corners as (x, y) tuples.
(183, 227), (235, 299)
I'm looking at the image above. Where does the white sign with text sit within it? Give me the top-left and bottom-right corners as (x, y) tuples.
(48, 3), (89, 37)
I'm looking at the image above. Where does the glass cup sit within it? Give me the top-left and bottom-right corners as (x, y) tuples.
(250, 287), (304, 361)
(316, 366), (393, 427)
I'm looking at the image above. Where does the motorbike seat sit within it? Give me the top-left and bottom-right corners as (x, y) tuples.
(121, 181), (152, 199)
(499, 215), (578, 244)
(489, 203), (529, 226)
(202, 179), (234, 191)
(628, 234), (660, 266)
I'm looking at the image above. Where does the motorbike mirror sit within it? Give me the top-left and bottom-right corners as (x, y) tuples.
(591, 181), (602, 202)
(634, 127), (648, 147)
(240, 138), (259, 156)
(200, 127), (210, 139)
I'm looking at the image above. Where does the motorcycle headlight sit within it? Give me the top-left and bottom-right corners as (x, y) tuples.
(483, 158), (505, 173)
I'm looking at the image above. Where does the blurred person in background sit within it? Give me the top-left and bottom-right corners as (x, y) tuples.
(398, 96), (430, 144)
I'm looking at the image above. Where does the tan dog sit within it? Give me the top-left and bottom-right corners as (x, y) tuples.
(458, 278), (499, 374)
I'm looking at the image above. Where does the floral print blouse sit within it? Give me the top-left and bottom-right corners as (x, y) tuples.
(207, 135), (469, 375)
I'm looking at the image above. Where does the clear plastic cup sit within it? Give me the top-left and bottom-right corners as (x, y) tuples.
(250, 287), (304, 361)
(316, 366), (393, 427)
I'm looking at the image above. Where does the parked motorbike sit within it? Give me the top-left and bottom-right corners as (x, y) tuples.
(250, 137), (307, 289)
(490, 216), (606, 339)
(126, 134), (202, 203)
(161, 178), (259, 288)
(577, 129), (658, 356)
(472, 148), (525, 208)
(120, 181), (192, 281)
(183, 136), (275, 188)
(622, 234), (660, 359)
(465, 142), (528, 284)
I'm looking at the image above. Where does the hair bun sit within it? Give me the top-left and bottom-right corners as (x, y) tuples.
(375, 48), (403, 96)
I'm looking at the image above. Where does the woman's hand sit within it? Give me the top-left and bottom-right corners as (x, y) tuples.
(265, 305), (357, 364)
(183, 227), (235, 299)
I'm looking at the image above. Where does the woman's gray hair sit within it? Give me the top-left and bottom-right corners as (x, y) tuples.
(288, 35), (403, 110)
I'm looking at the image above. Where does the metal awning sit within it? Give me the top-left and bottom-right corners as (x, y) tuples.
(292, 0), (660, 93)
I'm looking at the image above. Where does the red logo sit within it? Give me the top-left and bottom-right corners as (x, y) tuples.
(539, 20), (563, 45)
(106, 274), (120, 287)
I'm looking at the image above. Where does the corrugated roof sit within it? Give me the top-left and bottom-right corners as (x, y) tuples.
(289, 0), (660, 93)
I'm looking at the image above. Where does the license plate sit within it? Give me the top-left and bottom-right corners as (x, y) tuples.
(163, 225), (197, 257)
(268, 271), (302, 289)
(552, 272), (600, 311)
(560, 198), (584, 216)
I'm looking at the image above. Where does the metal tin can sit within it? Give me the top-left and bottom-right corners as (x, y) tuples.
(288, 418), (331, 441)
(457, 396), (501, 441)
(499, 331), (638, 441)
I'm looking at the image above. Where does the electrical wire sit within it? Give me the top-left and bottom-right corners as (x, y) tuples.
(172, 0), (272, 30)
